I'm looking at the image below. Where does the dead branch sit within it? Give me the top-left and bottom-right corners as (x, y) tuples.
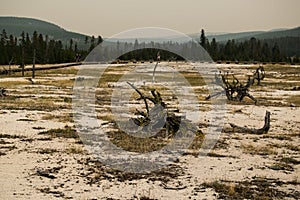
(0, 87), (6, 97)
(127, 81), (150, 116)
(152, 51), (160, 83)
(206, 66), (265, 104)
(206, 72), (257, 103)
(229, 110), (270, 134)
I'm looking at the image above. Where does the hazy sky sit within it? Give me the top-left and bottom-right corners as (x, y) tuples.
(1, 0), (299, 37)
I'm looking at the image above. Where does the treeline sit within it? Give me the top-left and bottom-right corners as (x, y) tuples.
(0, 28), (299, 65)
(0, 29), (102, 65)
(119, 30), (299, 63)
(199, 29), (299, 63)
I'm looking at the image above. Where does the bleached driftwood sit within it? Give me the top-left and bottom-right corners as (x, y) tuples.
(229, 110), (270, 134)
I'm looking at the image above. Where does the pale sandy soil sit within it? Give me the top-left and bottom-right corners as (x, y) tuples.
(0, 63), (299, 199)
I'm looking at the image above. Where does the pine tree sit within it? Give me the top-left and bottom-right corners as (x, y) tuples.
(200, 29), (206, 49)
(209, 38), (218, 60)
(97, 36), (103, 45)
(89, 36), (95, 51)
(69, 39), (73, 51)
(272, 43), (281, 62)
(85, 36), (89, 44)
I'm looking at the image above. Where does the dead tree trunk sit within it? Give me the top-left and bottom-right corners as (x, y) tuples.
(32, 49), (36, 78)
(229, 110), (270, 134)
(21, 47), (25, 77)
(253, 66), (265, 85)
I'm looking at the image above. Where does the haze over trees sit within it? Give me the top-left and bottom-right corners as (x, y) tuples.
(0, 28), (299, 65)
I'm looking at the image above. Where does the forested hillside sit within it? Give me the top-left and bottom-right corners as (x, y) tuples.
(0, 17), (299, 64)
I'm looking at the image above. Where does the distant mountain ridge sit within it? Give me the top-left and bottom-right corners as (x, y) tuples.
(190, 27), (300, 43)
(0, 16), (89, 48)
(0, 16), (299, 56)
(1, 16), (299, 42)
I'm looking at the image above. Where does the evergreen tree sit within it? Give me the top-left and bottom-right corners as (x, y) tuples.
(89, 36), (95, 51)
(272, 43), (281, 62)
(85, 36), (89, 44)
(97, 36), (103, 45)
(261, 42), (271, 62)
(69, 39), (73, 51)
(209, 38), (218, 60)
(200, 29), (207, 49)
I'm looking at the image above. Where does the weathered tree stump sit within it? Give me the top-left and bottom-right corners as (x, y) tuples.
(206, 66), (265, 104)
(253, 66), (265, 85)
(127, 82), (199, 138)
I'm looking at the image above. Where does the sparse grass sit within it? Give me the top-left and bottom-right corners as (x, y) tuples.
(106, 120), (204, 153)
(269, 162), (294, 171)
(63, 96), (72, 103)
(264, 65), (300, 75)
(65, 145), (85, 154)
(97, 66), (126, 87)
(262, 134), (292, 141)
(34, 67), (78, 77)
(188, 132), (205, 150)
(242, 144), (277, 155)
(38, 125), (79, 139)
(0, 145), (17, 150)
(181, 72), (207, 87)
(0, 140), (12, 144)
(107, 130), (168, 153)
(0, 134), (25, 139)
(287, 95), (300, 106)
(201, 178), (299, 199)
(87, 159), (183, 183)
(0, 80), (28, 88)
(97, 113), (114, 122)
(280, 157), (300, 165)
(269, 142), (300, 152)
(0, 96), (70, 111)
(41, 113), (74, 123)
(42, 79), (74, 88)
(284, 143), (300, 152)
(38, 148), (58, 154)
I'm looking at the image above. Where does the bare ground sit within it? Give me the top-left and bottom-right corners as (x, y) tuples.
(0, 63), (299, 199)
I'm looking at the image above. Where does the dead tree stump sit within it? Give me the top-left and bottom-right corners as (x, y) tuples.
(127, 82), (199, 138)
(206, 66), (265, 104)
(253, 66), (265, 85)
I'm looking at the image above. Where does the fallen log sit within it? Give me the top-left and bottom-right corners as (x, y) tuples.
(229, 110), (270, 134)
(0, 62), (81, 75)
(36, 169), (56, 179)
